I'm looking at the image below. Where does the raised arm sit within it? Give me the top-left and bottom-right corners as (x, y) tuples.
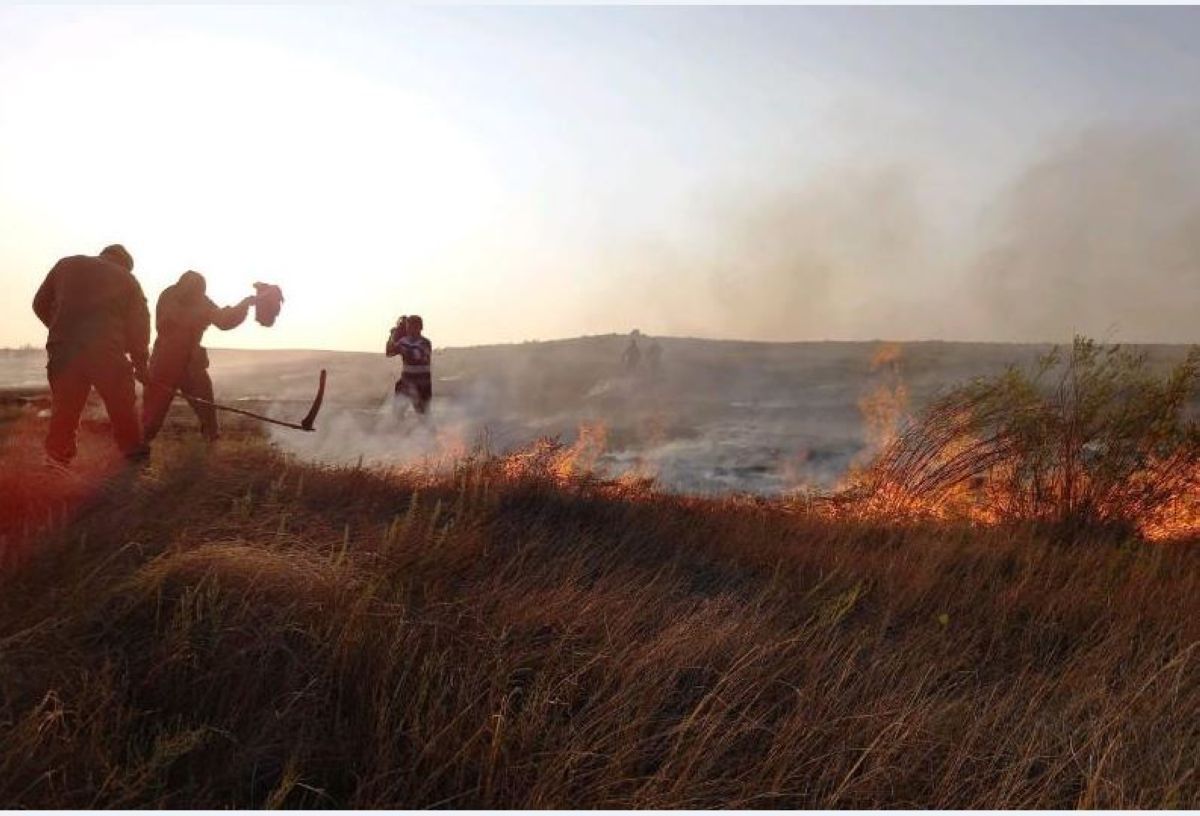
(386, 326), (403, 357)
(209, 296), (254, 331)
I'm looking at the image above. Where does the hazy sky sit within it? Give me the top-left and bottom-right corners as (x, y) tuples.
(2, 5), (1199, 351)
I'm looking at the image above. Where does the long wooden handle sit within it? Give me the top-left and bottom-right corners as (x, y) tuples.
(194, 400), (311, 431)
(143, 368), (327, 432)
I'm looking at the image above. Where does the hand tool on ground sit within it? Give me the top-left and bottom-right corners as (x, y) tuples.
(143, 369), (326, 432)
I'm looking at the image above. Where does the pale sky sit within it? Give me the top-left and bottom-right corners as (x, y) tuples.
(2, 6), (1199, 351)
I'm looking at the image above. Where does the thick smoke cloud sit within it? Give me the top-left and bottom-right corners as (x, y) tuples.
(608, 122), (1200, 345)
(975, 124), (1200, 343)
(606, 160), (941, 342)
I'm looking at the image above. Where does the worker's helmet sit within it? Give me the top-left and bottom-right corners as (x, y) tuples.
(407, 314), (423, 332)
(99, 244), (133, 272)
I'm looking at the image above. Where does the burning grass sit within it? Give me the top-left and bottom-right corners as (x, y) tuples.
(2, 364), (1200, 807)
(838, 338), (1200, 542)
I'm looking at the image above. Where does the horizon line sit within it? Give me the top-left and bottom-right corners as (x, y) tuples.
(4, 333), (1199, 357)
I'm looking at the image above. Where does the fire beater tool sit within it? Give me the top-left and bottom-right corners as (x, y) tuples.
(144, 369), (327, 432)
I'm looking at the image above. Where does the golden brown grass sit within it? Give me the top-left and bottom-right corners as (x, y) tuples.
(1, 407), (1199, 808)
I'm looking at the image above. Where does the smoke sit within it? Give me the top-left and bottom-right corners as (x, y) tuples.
(267, 378), (503, 471)
(242, 120), (1200, 493)
(258, 335), (890, 494)
(601, 121), (1200, 346)
(604, 159), (942, 342)
(974, 123), (1200, 343)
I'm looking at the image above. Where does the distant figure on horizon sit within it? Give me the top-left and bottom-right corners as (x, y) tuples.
(646, 338), (663, 379)
(387, 314), (433, 415)
(622, 329), (642, 374)
(142, 271), (256, 443)
(32, 244), (151, 467)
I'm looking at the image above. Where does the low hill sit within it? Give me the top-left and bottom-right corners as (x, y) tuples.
(6, 338), (1196, 494)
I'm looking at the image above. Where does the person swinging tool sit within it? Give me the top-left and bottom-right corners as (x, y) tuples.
(32, 244), (151, 467)
(142, 271), (256, 442)
(386, 314), (433, 415)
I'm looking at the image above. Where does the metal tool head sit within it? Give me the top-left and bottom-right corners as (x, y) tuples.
(300, 369), (327, 431)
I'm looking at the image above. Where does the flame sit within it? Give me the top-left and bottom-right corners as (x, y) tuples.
(857, 342), (910, 458)
(553, 422), (608, 481)
(1139, 494), (1200, 542)
(835, 345), (1200, 538)
(835, 342), (914, 499)
(489, 421), (662, 503)
(831, 421), (1200, 543)
(1129, 460), (1200, 542)
(498, 422), (611, 486)
(870, 341), (904, 370)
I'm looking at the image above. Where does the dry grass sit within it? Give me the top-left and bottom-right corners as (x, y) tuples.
(840, 339), (1200, 542)
(2, 400), (1200, 808)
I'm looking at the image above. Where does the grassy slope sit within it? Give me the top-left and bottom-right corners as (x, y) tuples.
(2, 410), (1200, 808)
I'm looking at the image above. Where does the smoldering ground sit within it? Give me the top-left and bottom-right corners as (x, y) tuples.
(1, 337), (1192, 495)
(250, 335), (1189, 495)
(246, 337), (1073, 495)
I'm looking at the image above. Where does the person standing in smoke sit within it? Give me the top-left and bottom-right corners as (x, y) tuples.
(622, 329), (642, 375)
(387, 314), (433, 415)
(32, 244), (151, 467)
(645, 338), (663, 379)
(142, 271), (256, 443)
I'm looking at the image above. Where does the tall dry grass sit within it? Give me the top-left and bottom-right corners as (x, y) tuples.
(1, 396), (1199, 807)
(841, 338), (1200, 541)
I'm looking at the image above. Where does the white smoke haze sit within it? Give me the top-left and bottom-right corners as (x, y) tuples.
(595, 158), (940, 343)
(266, 378), (513, 473)
(973, 123), (1200, 343)
(237, 337), (1124, 495)
(593, 121), (1200, 346)
(4, 337), (1195, 496)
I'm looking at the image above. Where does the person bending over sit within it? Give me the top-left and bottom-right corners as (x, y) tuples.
(32, 244), (150, 466)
